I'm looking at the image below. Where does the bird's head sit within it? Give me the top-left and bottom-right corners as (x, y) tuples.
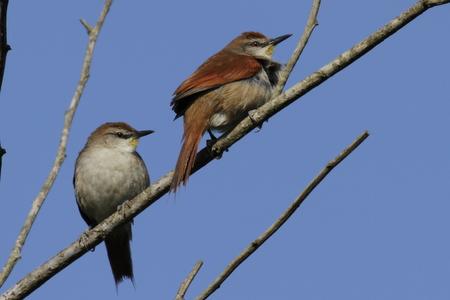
(226, 31), (292, 60)
(87, 122), (154, 152)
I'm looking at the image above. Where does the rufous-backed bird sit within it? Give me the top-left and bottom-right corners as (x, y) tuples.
(170, 31), (291, 192)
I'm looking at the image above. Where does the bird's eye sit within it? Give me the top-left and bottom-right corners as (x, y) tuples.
(115, 132), (125, 138)
(250, 41), (260, 47)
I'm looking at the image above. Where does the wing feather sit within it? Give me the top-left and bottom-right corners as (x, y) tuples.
(171, 50), (262, 116)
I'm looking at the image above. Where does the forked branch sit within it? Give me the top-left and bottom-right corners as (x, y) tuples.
(273, 0), (321, 97)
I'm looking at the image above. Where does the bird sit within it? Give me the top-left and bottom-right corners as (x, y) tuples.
(73, 122), (153, 286)
(170, 31), (291, 192)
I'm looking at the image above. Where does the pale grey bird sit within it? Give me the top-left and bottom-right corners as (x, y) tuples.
(73, 122), (153, 285)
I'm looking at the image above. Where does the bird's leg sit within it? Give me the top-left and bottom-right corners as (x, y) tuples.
(206, 130), (222, 159)
(206, 129), (230, 159)
(206, 129), (219, 157)
(206, 129), (218, 144)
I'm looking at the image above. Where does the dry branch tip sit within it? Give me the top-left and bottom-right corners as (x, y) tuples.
(176, 260), (204, 300)
(80, 19), (93, 34)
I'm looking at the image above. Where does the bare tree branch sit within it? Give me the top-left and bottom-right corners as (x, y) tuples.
(0, 0), (448, 298)
(0, 0), (10, 183)
(0, 0), (114, 288)
(0, 0), (10, 92)
(175, 261), (204, 300)
(195, 131), (369, 300)
(79, 18), (93, 35)
(273, 0), (321, 97)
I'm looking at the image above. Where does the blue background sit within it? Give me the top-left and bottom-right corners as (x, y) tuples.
(1, 0), (450, 299)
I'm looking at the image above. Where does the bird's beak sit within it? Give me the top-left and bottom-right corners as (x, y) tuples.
(136, 130), (154, 138)
(268, 34), (292, 46)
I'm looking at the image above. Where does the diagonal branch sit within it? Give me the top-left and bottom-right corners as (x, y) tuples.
(0, 0), (113, 288)
(175, 261), (204, 300)
(273, 0), (321, 97)
(195, 131), (369, 300)
(0, 0), (448, 298)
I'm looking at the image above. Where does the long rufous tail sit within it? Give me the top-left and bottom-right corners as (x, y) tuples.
(171, 108), (211, 192)
(105, 223), (134, 286)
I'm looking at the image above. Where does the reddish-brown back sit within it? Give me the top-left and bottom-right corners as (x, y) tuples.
(171, 36), (264, 117)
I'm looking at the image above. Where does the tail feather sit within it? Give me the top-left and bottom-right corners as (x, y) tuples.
(171, 109), (211, 192)
(104, 223), (133, 286)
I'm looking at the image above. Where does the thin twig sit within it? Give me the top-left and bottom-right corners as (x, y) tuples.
(273, 0), (321, 97)
(0, 0), (10, 92)
(0, 0), (10, 182)
(0, 0), (113, 288)
(175, 261), (204, 300)
(79, 19), (93, 35)
(195, 131), (369, 300)
(0, 144), (5, 180)
(0, 1), (448, 298)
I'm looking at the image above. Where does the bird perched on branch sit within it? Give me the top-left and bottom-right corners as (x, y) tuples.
(73, 122), (153, 286)
(170, 31), (291, 192)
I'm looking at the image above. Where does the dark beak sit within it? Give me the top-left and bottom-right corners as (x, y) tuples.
(136, 130), (154, 138)
(269, 34), (292, 46)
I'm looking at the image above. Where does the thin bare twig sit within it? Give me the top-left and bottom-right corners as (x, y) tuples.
(273, 0), (321, 97)
(0, 0), (10, 92)
(175, 261), (204, 300)
(195, 131), (369, 300)
(79, 19), (93, 35)
(0, 145), (5, 180)
(0, 0), (113, 288)
(0, 0), (10, 182)
(1, 0), (448, 298)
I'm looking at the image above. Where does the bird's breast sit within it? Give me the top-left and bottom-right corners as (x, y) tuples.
(74, 148), (149, 222)
(209, 69), (274, 131)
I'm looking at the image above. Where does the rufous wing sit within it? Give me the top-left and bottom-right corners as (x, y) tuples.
(171, 50), (262, 117)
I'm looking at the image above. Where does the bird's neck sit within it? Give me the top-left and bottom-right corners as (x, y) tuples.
(258, 59), (282, 87)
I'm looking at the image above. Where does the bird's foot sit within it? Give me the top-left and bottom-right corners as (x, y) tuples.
(79, 230), (95, 252)
(117, 200), (132, 217)
(248, 109), (267, 132)
(207, 129), (217, 141)
(207, 140), (223, 159)
(206, 130), (229, 159)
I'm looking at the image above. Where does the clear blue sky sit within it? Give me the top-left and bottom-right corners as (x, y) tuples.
(1, 0), (450, 299)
